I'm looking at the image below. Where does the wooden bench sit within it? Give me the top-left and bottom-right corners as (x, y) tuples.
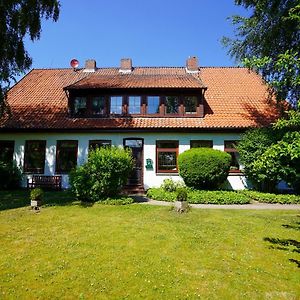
(27, 175), (62, 190)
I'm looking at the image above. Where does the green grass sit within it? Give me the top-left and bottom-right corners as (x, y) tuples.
(0, 190), (299, 299)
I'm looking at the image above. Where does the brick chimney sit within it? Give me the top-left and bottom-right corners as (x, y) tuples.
(119, 58), (132, 73)
(186, 56), (198, 73)
(83, 59), (97, 72)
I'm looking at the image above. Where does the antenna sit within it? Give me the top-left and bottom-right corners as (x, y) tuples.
(70, 59), (79, 71)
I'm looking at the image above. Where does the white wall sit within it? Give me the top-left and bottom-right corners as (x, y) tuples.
(0, 132), (250, 190)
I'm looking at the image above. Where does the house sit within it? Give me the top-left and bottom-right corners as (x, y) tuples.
(0, 57), (280, 191)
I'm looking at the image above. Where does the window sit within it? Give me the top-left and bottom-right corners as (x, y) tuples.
(190, 140), (213, 148)
(0, 141), (14, 163)
(24, 140), (46, 173)
(165, 96), (179, 114)
(89, 140), (111, 151)
(128, 96), (141, 114)
(110, 96), (123, 114)
(184, 96), (197, 114)
(224, 140), (240, 173)
(56, 140), (78, 174)
(74, 97), (87, 116)
(147, 96), (160, 114)
(156, 141), (179, 173)
(91, 96), (105, 115)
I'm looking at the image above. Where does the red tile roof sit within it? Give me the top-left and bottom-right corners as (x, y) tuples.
(0, 66), (281, 131)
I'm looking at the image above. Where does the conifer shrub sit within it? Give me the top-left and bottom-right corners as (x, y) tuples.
(178, 148), (231, 190)
(69, 146), (133, 202)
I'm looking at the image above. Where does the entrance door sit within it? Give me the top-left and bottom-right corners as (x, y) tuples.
(124, 138), (143, 186)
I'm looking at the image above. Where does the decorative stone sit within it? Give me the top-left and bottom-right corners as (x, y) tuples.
(174, 201), (189, 213)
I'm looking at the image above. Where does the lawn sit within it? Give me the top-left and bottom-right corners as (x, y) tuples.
(0, 191), (299, 299)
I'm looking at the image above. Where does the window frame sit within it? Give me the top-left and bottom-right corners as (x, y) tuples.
(110, 96), (123, 115)
(190, 140), (213, 148)
(128, 96), (142, 115)
(146, 95), (161, 115)
(89, 140), (112, 151)
(24, 140), (46, 174)
(156, 140), (179, 174)
(224, 140), (241, 173)
(55, 140), (78, 174)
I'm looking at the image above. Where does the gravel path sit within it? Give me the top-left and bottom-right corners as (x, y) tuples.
(133, 196), (300, 210)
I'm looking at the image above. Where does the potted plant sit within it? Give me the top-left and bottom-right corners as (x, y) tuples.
(174, 187), (189, 213)
(30, 188), (44, 209)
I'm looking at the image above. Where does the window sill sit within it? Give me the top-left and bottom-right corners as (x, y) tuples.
(228, 170), (244, 176)
(156, 172), (179, 176)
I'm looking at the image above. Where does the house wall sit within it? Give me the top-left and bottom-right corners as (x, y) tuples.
(0, 132), (250, 190)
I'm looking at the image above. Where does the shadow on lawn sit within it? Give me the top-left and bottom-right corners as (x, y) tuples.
(264, 216), (300, 268)
(0, 189), (76, 211)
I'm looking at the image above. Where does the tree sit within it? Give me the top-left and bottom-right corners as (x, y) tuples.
(223, 0), (300, 107)
(0, 0), (60, 116)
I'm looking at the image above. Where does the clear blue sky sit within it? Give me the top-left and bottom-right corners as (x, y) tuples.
(24, 0), (249, 70)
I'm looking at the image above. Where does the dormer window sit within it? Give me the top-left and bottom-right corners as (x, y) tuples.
(165, 96), (179, 114)
(128, 96), (141, 114)
(184, 96), (197, 114)
(147, 96), (160, 114)
(110, 96), (123, 114)
(74, 97), (87, 116)
(92, 96), (105, 115)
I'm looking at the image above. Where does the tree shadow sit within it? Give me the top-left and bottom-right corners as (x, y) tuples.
(0, 189), (77, 211)
(263, 216), (300, 268)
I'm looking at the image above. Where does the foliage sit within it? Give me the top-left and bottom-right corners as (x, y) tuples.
(223, 0), (300, 107)
(178, 148), (231, 190)
(0, 161), (21, 189)
(274, 110), (300, 131)
(237, 128), (280, 191)
(0, 1), (60, 114)
(161, 178), (185, 192)
(146, 188), (250, 204)
(30, 188), (44, 201)
(176, 187), (188, 202)
(251, 131), (300, 193)
(96, 196), (134, 205)
(241, 190), (300, 204)
(69, 146), (134, 202)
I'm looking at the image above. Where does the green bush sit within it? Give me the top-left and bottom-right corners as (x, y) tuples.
(0, 161), (22, 190)
(176, 187), (188, 202)
(30, 188), (44, 201)
(161, 178), (185, 192)
(241, 190), (300, 204)
(97, 196), (134, 205)
(146, 188), (250, 204)
(70, 146), (134, 202)
(178, 148), (231, 190)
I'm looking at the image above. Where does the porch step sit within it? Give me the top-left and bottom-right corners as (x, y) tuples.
(123, 185), (145, 195)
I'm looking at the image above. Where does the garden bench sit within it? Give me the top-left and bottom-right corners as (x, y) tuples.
(27, 175), (62, 190)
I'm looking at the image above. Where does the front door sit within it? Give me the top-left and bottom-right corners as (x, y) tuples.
(124, 138), (143, 186)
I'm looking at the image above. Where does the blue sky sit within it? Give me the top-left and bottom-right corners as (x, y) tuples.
(24, 0), (248, 70)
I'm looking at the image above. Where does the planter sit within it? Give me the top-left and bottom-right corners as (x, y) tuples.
(31, 199), (42, 209)
(174, 201), (189, 213)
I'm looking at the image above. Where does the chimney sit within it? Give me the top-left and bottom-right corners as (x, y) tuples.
(83, 59), (97, 72)
(119, 58), (132, 73)
(186, 56), (198, 73)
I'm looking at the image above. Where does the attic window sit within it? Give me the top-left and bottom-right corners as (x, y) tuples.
(165, 96), (179, 114)
(74, 97), (87, 116)
(91, 96), (106, 115)
(184, 96), (197, 114)
(110, 96), (123, 114)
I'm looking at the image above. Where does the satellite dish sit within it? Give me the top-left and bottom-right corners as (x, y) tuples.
(70, 59), (79, 69)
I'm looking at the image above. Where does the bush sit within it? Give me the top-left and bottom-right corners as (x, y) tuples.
(176, 187), (188, 202)
(146, 188), (250, 204)
(30, 188), (44, 201)
(161, 178), (185, 192)
(70, 146), (134, 202)
(97, 196), (134, 205)
(241, 190), (300, 204)
(178, 148), (231, 190)
(0, 161), (22, 190)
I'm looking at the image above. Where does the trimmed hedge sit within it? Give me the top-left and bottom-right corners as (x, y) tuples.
(241, 190), (300, 204)
(178, 148), (231, 190)
(146, 188), (250, 205)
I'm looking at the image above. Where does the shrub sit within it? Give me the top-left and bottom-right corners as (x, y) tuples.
(146, 188), (176, 202)
(178, 148), (231, 190)
(97, 196), (134, 205)
(70, 146), (134, 202)
(0, 161), (22, 190)
(161, 178), (185, 192)
(241, 190), (300, 204)
(176, 187), (188, 202)
(30, 188), (44, 201)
